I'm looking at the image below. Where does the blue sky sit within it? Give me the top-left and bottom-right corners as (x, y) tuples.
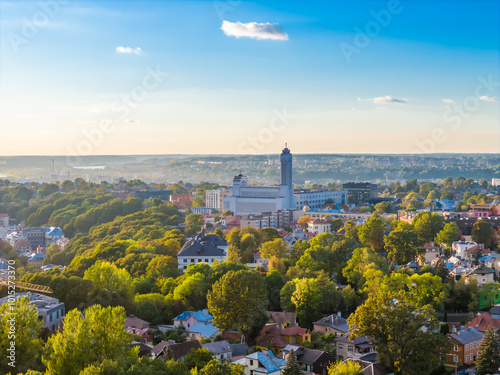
(0, 0), (499, 156)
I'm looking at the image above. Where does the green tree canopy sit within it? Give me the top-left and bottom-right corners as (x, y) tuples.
(358, 216), (386, 252)
(384, 222), (423, 265)
(412, 211), (444, 242)
(207, 270), (268, 339)
(0, 296), (43, 374)
(43, 305), (134, 375)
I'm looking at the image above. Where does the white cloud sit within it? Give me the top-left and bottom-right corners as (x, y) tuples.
(479, 96), (497, 102)
(372, 95), (407, 104)
(220, 21), (288, 40)
(442, 98), (455, 104)
(116, 46), (144, 55)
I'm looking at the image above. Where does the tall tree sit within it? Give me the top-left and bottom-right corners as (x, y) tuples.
(435, 222), (460, 248)
(282, 350), (304, 375)
(412, 211), (445, 242)
(384, 222), (423, 265)
(260, 238), (288, 259)
(291, 278), (322, 329)
(475, 326), (500, 375)
(358, 216), (386, 252)
(43, 305), (134, 375)
(348, 291), (449, 375)
(472, 219), (493, 246)
(207, 270), (268, 340)
(0, 296), (43, 374)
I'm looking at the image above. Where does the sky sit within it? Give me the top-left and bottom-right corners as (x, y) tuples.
(0, 0), (499, 156)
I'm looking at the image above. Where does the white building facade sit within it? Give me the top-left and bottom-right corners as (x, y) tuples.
(224, 146), (296, 215)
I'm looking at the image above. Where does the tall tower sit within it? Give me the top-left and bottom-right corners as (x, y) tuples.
(280, 144), (295, 209)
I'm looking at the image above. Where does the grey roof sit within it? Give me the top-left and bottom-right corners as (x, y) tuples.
(450, 327), (484, 345)
(335, 335), (372, 346)
(313, 314), (349, 332)
(286, 346), (324, 365)
(178, 232), (227, 257)
(491, 306), (500, 315)
(230, 343), (248, 357)
(202, 340), (231, 355)
(470, 266), (495, 275)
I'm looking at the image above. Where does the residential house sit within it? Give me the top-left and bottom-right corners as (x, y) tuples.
(0, 292), (65, 332)
(465, 266), (495, 287)
(126, 327), (154, 344)
(308, 219), (331, 235)
(125, 315), (150, 330)
(446, 327), (483, 366)
(230, 343), (248, 361)
(202, 340), (232, 361)
(268, 311), (297, 328)
(255, 324), (288, 352)
(151, 340), (175, 359)
(169, 194), (194, 210)
(422, 242), (440, 264)
(465, 312), (500, 333)
(45, 227), (65, 245)
(335, 335), (376, 361)
(165, 340), (202, 361)
(491, 306), (500, 320)
(173, 309), (213, 331)
(187, 321), (219, 341)
(280, 344), (335, 374)
(479, 252), (500, 276)
(463, 246), (492, 266)
(280, 326), (311, 345)
(14, 238), (31, 254)
(283, 230), (309, 249)
(28, 253), (46, 269)
(232, 351), (286, 375)
(177, 231), (228, 269)
(452, 241), (478, 259)
(313, 313), (349, 337)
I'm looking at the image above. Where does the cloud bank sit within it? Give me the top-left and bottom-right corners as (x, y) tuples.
(221, 21), (288, 40)
(479, 96), (497, 102)
(372, 96), (407, 104)
(116, 46), (144, 55)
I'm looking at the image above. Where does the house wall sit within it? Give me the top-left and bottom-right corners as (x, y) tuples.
(313, 324), (345, 337)
(446, 338), (482, 366)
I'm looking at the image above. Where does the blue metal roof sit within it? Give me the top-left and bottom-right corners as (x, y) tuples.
(189, 322), (218, 337)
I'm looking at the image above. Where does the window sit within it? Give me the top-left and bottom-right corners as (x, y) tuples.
(198, 259), (202, 262)
(453, 355), (458, 363)
(338, 344), (343, 350)
(250, 360), (254, 366)
(56, 310), (59, 319)
(465, 355), (468, 362)
(205, 259), (208, 262)
(184, 259), (187, 262)
(191, 259), (195, 262)
(465, 344), (468, 351)
(50, 314), (53, 322)
(454, 344), (458, 352)
(348, 345), (353, 352)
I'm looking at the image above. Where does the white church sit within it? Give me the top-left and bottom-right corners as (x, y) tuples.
(224, 145), (296, 215)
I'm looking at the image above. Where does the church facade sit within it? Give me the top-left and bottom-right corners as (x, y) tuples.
(224, 146), (296, 215)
